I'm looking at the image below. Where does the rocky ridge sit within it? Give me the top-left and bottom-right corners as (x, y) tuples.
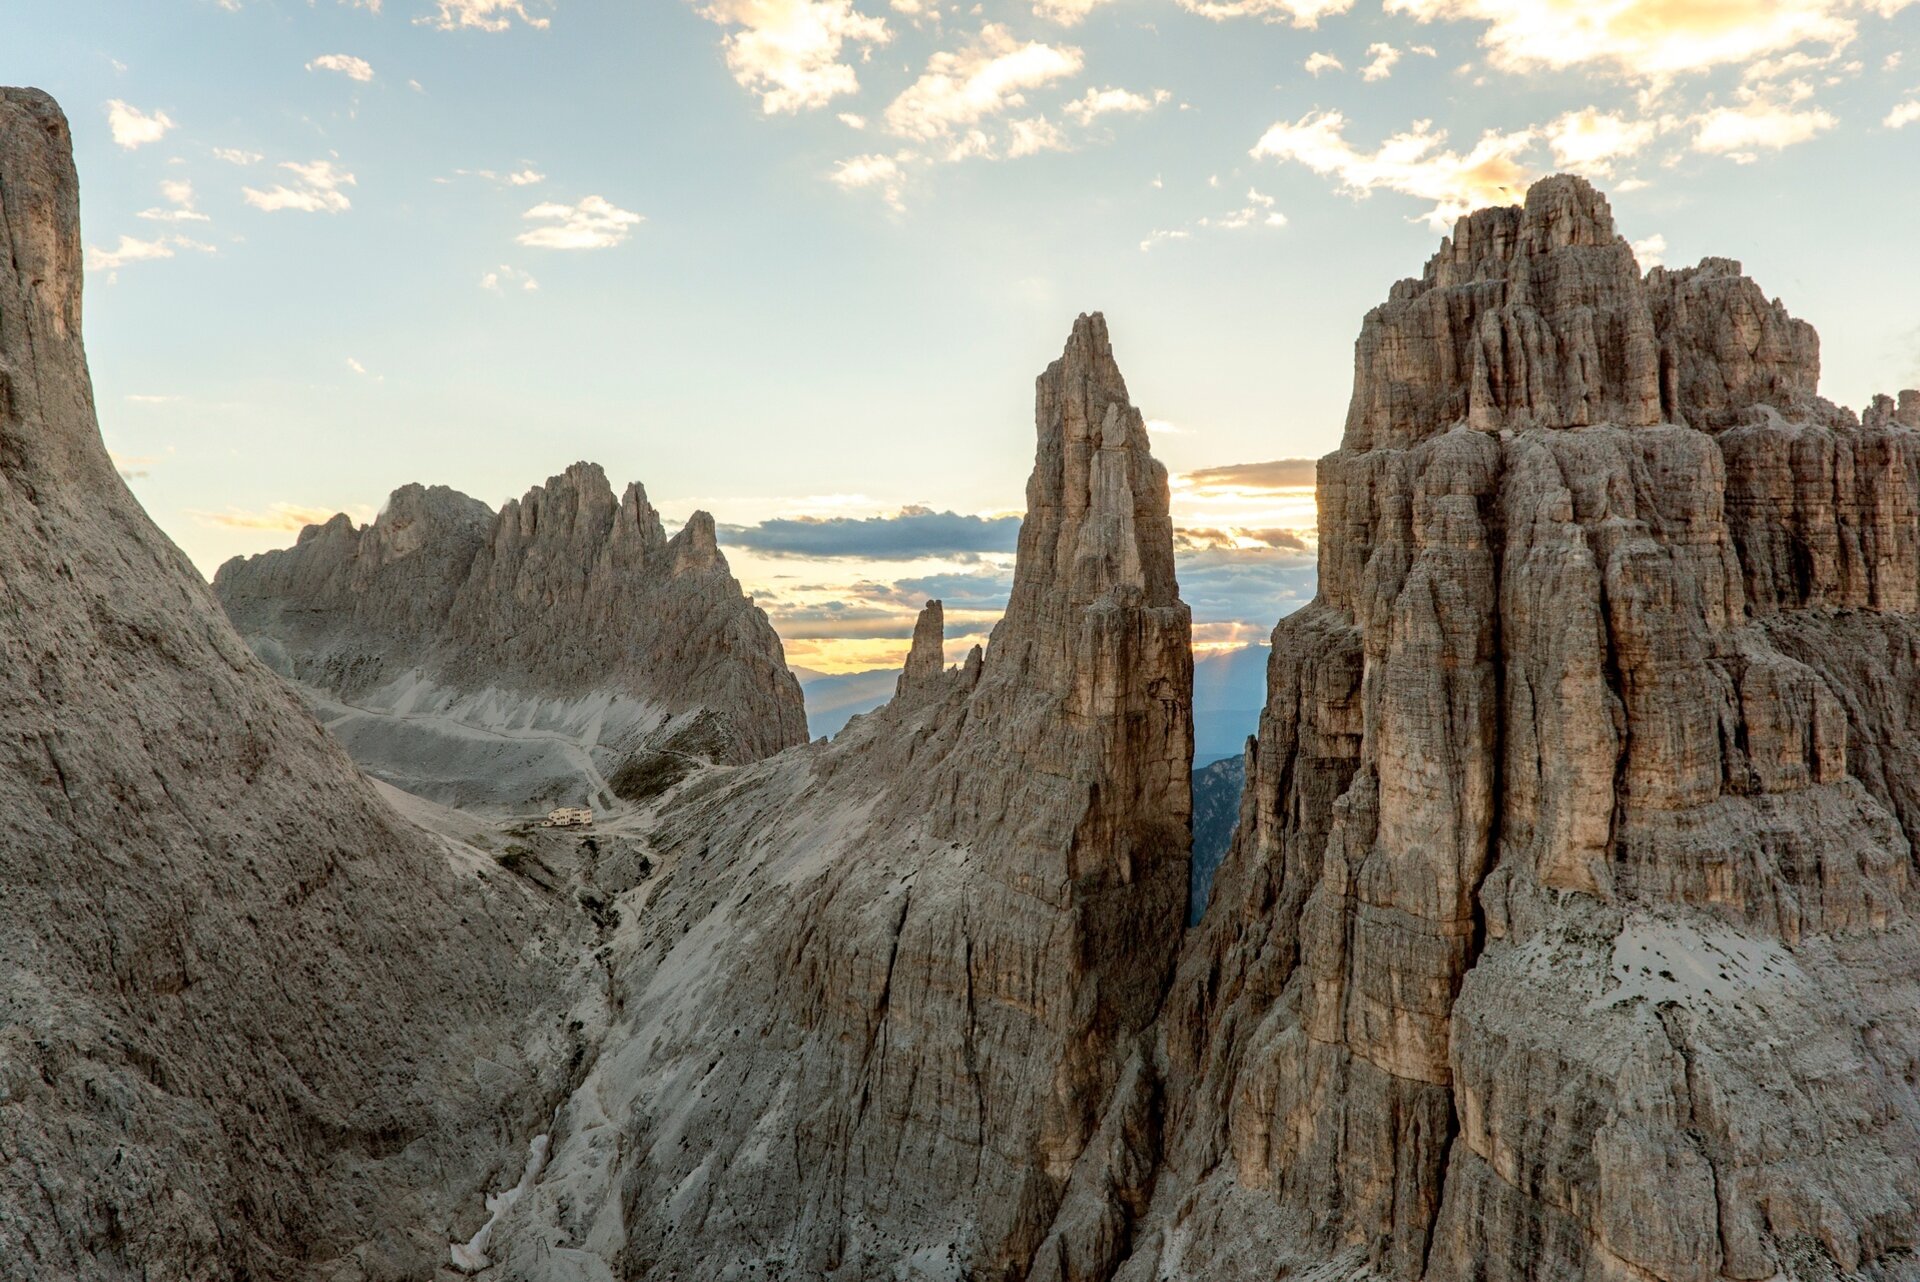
(9, 77), (1920, 1282)
(481, 312), (1194, 1282)
(214, 462), (806, 810)
(1128, 175), (1920, 1281)
(0, 87), (586, 1282)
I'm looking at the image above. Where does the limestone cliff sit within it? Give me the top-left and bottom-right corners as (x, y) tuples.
(484, 313), (1194, 1281)
(0, 87), (583, 1282)
(1130, 175), (1920, 1282)
(214, 462), (807, 809)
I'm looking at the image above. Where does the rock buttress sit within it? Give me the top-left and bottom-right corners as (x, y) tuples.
(1130, 174), (1920, 1282)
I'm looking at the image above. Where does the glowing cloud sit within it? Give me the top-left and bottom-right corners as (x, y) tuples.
(189, 503), (377, 532)
(1546, 107), (1657, 176)
(1253, 110), (1535, 227)
(1886, 100), (1920, 128)
(1383, 0), (1910, 78)
(697, 0), (892, 113)
(1692, 91), (1837, 160)
(885, 25), (1083, 141)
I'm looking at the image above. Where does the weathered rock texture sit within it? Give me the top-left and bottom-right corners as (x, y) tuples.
(1127, 175), (1920, 1281)
(0, 87), (582, 1282)
(482, 313), (1194, 1281)
(214, 462), (806, 809)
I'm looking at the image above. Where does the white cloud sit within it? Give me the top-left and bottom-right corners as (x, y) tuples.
(830, 152), (908, 210)
(1545, 107), (1657, 176)
(1174, 0), (1354, 26)
(213, 146), (263, 165)
(1062, 86), (1170, 124)
(1252, 109), (1535, 227)
(480, 264), (541, 291)
(1139, 227), (1192, 251)
(418, 0), (550, 30)
(838, 112), (869, 128)
(1032, 0), (1111, 23)
(456, 166), (547, 185)
(1692, 89), (1837, 160)
(1887, 99), (1920, 127)
(517, 195), (644, 248)
(137, 178), (211, 223)
(345, 356), (385, 383)
(1006, 116), (1067, 156)
(1203, 186), (1289, 229)
(1362, 43), (1403, 80)
(697, 0), (892, 114)
(105, 100), (175, 149)
(243, 160), (357, 213)
(1304, 51), (1344, 74)
(307, 53), (375, 81)
(1631, 233), (1667, 268)
(1383, 0), (1912, 79)
(885, 24), (1083, 141)
(84, 233), (215, 282)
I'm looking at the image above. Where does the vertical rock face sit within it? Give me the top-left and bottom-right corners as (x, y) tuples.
(0, 87), (577, 1282)
(1131, 174), (1920, 1282)
(897, 598), (946, 696)
(214, 459), (808, 808)
(487, 313), (1193, 1281)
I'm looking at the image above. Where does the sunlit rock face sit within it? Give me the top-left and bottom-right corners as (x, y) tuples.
(1132, 174), (1920, 1281)
(487, 313), (1194, 1282)
(213, 461), (808, 809)
(0, 87), (580, 1282)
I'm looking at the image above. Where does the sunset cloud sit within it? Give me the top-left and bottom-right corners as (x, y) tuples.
(1253, 109), (1535, 227)
(885, 25), (1083, 141)
(721, 506), (1022, 559)
(1545, 107), (1658, 176)
(1692, 90), (1837, 160)
(188, 502), (376, 532)
(1384, 0), (1910, 79)
(698, 0), (891, 113)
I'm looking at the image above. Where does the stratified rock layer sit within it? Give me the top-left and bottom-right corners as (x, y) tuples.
(214, 462), (806, 809)
(485, 313), (1194, 1281)
(1127, 175), (1920, 1282)
(0, 87), (580, 1282)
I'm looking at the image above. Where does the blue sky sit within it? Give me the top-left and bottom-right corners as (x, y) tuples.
(10, 0), (1919, 669)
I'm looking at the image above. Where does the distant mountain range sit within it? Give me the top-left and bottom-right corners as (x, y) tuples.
(797, 641), (1270, 760)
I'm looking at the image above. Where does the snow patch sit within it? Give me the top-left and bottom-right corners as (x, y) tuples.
(450, 1129), (552, 1273)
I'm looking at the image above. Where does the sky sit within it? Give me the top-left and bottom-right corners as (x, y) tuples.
(10, 0), (1919, 673)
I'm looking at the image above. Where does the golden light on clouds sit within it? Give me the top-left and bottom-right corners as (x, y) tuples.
(1383, 0), (1908, 77)
(1252, 110), (1538, 228)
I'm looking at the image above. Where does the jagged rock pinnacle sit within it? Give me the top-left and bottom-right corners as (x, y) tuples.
(896, 598), (944, 696)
